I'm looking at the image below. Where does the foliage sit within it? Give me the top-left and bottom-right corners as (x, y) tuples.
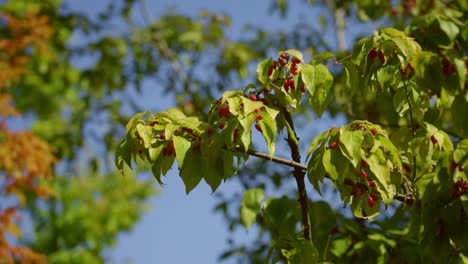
(118, 0), (468, 263)
(0, 10), (55, 263)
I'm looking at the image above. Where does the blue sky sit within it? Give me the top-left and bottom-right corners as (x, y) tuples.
(61, 1), (379, 263)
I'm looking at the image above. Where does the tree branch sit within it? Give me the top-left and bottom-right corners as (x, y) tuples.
(281, 108), (313, 242)
(231, 146), (415, 205)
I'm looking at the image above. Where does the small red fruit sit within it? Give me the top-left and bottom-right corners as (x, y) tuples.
(255, 108), (261, 113)
(377, 50), (385, 64)
(160, 133), (166, 140)
(361, 159), (369, 168)
(192, 143), (201, 151)
(278, 58), (286, 67)
(330, 141), (339, 149)
(207, 127), (214, 135)
(330, 226), (339, 235)
(403, 163), (411, 173)
(219, 122), (227, 129)
(360, 170), (368, 179)
(256, 115), (264, 121)
(233, 128), (240, 139)
(430, 135), (438, 144)
(290, 64), (299, 75)
(291, 57), (301, 64)
(367, 195), (375, 208)
(255, 123), (263, 133)
(168, 141), (174, 149)
(450, 160), (458, 172)
(219, 105), (230, 118)
(368, 49), (378, 59)
(267, 65), (274, 76)
(249, 94), (258, 101)
(462, 184), (468, 191)
(280, 53), (289, 60)
(370, 128), (377, 136)
(368, 180), (376, 188)
(300, 85), (305, 93)
(261, 98), (268, 105)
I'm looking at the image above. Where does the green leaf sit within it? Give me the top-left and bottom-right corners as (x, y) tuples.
(339, 130), (364, 168)
(115, 139), (132, 173)
(126, 111), (149, 132)
(257, 113), (276, 156)
(393, 87), (409, 117)
(278, 49), (303, 62)
(257, 58), (273, 85)
(307, 147), (326, 194)
(300, 64), (333, 116)
(310, 51), (335, 65)
(136, 123), (153, 148)
(240, 188), (264, 230)
(180, 151), (203, 194)
(322, 149), (339, 181)
(173, 135), (191, 167)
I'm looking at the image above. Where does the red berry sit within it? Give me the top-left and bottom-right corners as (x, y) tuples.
(283, 80), (290, 92)
(390, 7), (397, 16)
(450, 160), (458, 172)
(367, 195), (375, 208)
(219, 122), (227, 129)
(291, 57), (301, 64)
(249, 94), (258, 101)
(160, 133), (166, 140)
(168, 141), (174, 149)
(255, 108), (261, 113)
(261, 98), (268, 105)
(280, 53), (289, 60)
(370, 128), (377, 136)
(255, 123), (263, 133)
(233, 128), (240, 139)
(300, 85), (305, 93)
(400, 67), (407, 77)
(192, 143), (201, 151)
(290, 64), (299, 75)
(207, 127), (214, 135)
(219, 105), (230, 118)
(256, 115), (263, 121)
(135, 132), (142, 140)
(462, 184), (468, 191)
(403, 163), (411, 173)
(267, 65), (274, 76)
(330, 226), (339, 235)
(263, 88), (270, 94)
(377, 50), (385, 63)
(360, 170), (368, 179)
(330, 141), (339, 149)
(430, 135), (438, 144)
(278, 58), (286, 67)
(184, 128), (193, 134)
(454, 189), (461, 197)
(368, 49), (378, 59)
(361, 159), (369, 168)
(368, 180), (376, 188)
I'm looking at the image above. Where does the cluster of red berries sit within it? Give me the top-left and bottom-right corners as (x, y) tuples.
(368, 48), (385, 64)
(350, 159), (379, 207)
(441, 58), (456, 77)
(453, 179), (468, 197)
(400, 63), (415, 77)
(267, 53), (305, 93)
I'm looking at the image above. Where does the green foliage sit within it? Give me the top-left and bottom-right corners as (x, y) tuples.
(119, 16), (468, 261)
